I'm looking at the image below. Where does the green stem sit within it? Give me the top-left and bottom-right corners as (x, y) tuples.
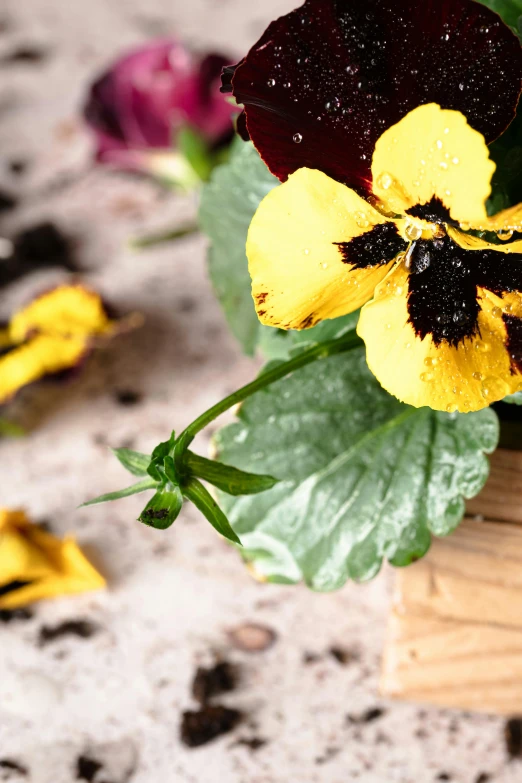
(178, 331), (363, 449)
(130, 223), (199, 250)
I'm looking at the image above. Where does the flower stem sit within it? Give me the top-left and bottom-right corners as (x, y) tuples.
(178, 331), (363, 449)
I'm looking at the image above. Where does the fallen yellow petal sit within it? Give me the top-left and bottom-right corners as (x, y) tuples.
(0, 509), (106, 609)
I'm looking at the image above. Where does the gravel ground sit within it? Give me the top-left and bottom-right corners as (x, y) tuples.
(0, 1), (520, 781)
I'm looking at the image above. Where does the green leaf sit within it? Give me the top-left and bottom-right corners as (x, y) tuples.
(214, 349), (499, 589)
(177, 126), (213, 182)
(111, 448), (151, 477)
(81, 477), (157, 507)
(476, 0), (522, 29)
(183, 478), (242, 545)
(140, 487), (184, 530)
(199, 140), (279, 355)
(503, 391), (522, 404)
(186, 451), (278, 496)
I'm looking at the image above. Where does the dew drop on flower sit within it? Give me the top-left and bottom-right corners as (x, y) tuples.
(452, 157), (460, 165)
(377, 172), (394, 190)
(459, 221), (470, 231)
(267, 78), (276, 87)
(472, 371), (483, 381)
(439, 161), (448, 170)
(424, 357), (434, 367)
(436, 140), (443, 150)
(303, 248), (310, 255)
(481, 376), (509, 399)
(293, 133), (303, 143)
(498, 229), (514, 241)
(346, 63), (359, 75)
(355, 211), (370, 229)
(420, 372), (433, 382)
(321, 262), (328, 269)
(491, 306), (502, 318)
(405, 222), (422, 241)
(446, 403), (457, 413)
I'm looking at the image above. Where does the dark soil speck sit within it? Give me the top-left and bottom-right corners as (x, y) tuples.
(39, 619), (99, 646)
(347, 707), (386, 725)
(192, 661), (236, 705)
(180, 705), (242, 748)
(505, 717), (522, 758)
(76, 756), (103, 782)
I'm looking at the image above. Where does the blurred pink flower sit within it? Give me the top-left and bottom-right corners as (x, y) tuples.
(83, 39), (235, 175)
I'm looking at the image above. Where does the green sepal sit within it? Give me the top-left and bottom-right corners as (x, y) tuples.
(147, 431), (176, 481)
(183, 478), (241, 545)
(111, 447), (151, 477)
(177, 126), (213, 183)
(503, 391), (522, 404)
(139, 486), (184, 530)
(81, 477), (158, 507)
(186, 451), (278, 496)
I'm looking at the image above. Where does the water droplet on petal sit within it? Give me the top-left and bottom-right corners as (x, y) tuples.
(405, 222), (422, 241)
(498, 229), (514, 241)
(377, 172), (394, 190)
(293, 133), (303, 144)
(267, 78), (276, 87)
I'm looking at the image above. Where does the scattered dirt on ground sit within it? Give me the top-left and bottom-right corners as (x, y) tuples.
(505, 717), (522, 758)
(346, 707), (386, 725)
(180, 706), (242, 748)
(191, 661), (236, 705)
(38, 619), (99, 646)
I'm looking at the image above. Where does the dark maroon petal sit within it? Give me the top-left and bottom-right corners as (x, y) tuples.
(236, 110), (250, 141)
(335, 223), (406, 268)
(228, 0), (522, 194)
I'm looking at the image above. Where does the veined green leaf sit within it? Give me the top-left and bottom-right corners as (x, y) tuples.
(111, 447), (151, 476)
(214, 349), (499, 589)
(199, 140), (278, 355)
(81, 477), (157, 507)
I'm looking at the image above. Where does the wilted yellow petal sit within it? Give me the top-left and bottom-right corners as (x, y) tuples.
(0, 509), (105, 609)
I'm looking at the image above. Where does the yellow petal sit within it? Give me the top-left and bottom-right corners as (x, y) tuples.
(9, 285), (112, 343)
(372, 104), (495, 226)
(357, 264), (521, 412)
(448, 227), (522, 254)
(0, 285), (127, 405)
(247, 167), (400, 330)
(0, 335), (88, 404)
(0, 509), (105, 609)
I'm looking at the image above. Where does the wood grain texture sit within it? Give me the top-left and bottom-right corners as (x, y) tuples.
(382, 449), (522, 714)
(466, 448), (522, 524)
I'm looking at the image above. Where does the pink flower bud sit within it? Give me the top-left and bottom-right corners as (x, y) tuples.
(84, 39), (235, 173)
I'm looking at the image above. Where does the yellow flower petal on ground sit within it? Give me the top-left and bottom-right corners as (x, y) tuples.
(9, 284), (112, 343)
(372, 103), (495, 226)
(0, 509), (105, 609)
(0, 285), (120, 405)
(247, 167), (400, 330)
(357, 264), (521, 412)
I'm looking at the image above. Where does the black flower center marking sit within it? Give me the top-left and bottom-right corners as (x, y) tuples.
(406, 197), (458, 227)
(407, 237), (480, 346)
(335, 222), (406, 268)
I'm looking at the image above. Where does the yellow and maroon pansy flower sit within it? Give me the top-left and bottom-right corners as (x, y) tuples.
(222, 0), (522, 195)
(223, 0), (522, 412)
